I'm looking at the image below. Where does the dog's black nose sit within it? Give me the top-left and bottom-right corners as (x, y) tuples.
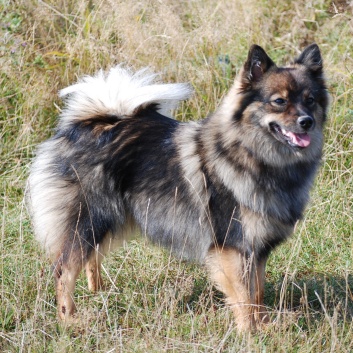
(297, 116), (315, 130)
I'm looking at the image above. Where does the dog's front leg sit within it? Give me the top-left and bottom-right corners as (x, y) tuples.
(251, 256), (270, 325)
(206, 247), (255, 332)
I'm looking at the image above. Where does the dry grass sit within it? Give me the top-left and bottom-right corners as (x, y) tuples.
(1, 0), (353, 351)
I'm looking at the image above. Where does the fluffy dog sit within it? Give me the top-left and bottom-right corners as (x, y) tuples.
(27, 44), (329, 331)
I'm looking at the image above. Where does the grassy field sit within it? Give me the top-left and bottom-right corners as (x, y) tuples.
(1, 0), (353, 351)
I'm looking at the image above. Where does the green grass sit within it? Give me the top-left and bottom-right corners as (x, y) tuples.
(1, 0), (353, 351)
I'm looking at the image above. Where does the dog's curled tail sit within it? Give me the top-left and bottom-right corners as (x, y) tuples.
(58, 66), (192, 127)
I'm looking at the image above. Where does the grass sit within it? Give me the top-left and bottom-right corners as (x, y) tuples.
(1, 0), (353, 351)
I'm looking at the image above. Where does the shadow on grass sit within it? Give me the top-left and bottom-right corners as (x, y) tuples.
(183, 270), (353, 330)
(268, 273), (353, 317)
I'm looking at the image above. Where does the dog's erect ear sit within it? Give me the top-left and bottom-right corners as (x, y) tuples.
(295, 43), (323, 74)
(240, 45), (275, 90)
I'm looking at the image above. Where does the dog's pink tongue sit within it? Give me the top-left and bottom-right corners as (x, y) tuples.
(283, 130), (311, 147)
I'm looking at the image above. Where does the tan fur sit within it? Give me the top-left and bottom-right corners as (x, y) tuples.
(53, 258), (81, 321)
(252, 257), (269, 324)
(85, 249), (104, 292)
(206, 247), (269, 331)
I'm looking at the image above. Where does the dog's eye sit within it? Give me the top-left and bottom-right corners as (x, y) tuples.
(274, 98), (287, 105)
(306, 97), (315, 105)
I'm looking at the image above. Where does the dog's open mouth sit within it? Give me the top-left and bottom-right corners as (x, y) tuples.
(270, 123), (311, 148)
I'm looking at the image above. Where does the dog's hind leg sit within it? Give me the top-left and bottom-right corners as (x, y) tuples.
(206, 247), (255, 332)
(52, 252), (83, 321)
(85, 232), (125, 292)
(85, 245), (105, 292)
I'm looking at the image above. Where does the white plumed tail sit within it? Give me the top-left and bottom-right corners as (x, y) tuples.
(59, 66), (192, 127)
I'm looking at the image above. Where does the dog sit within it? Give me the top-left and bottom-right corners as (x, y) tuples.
(27, 44), (329, 331)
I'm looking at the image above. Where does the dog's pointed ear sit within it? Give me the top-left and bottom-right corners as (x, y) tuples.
(240, 45), (275, 90)
(295, 43), (323, 74)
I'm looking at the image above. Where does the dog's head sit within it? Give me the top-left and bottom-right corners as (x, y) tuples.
(221, 44), (329, 165)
